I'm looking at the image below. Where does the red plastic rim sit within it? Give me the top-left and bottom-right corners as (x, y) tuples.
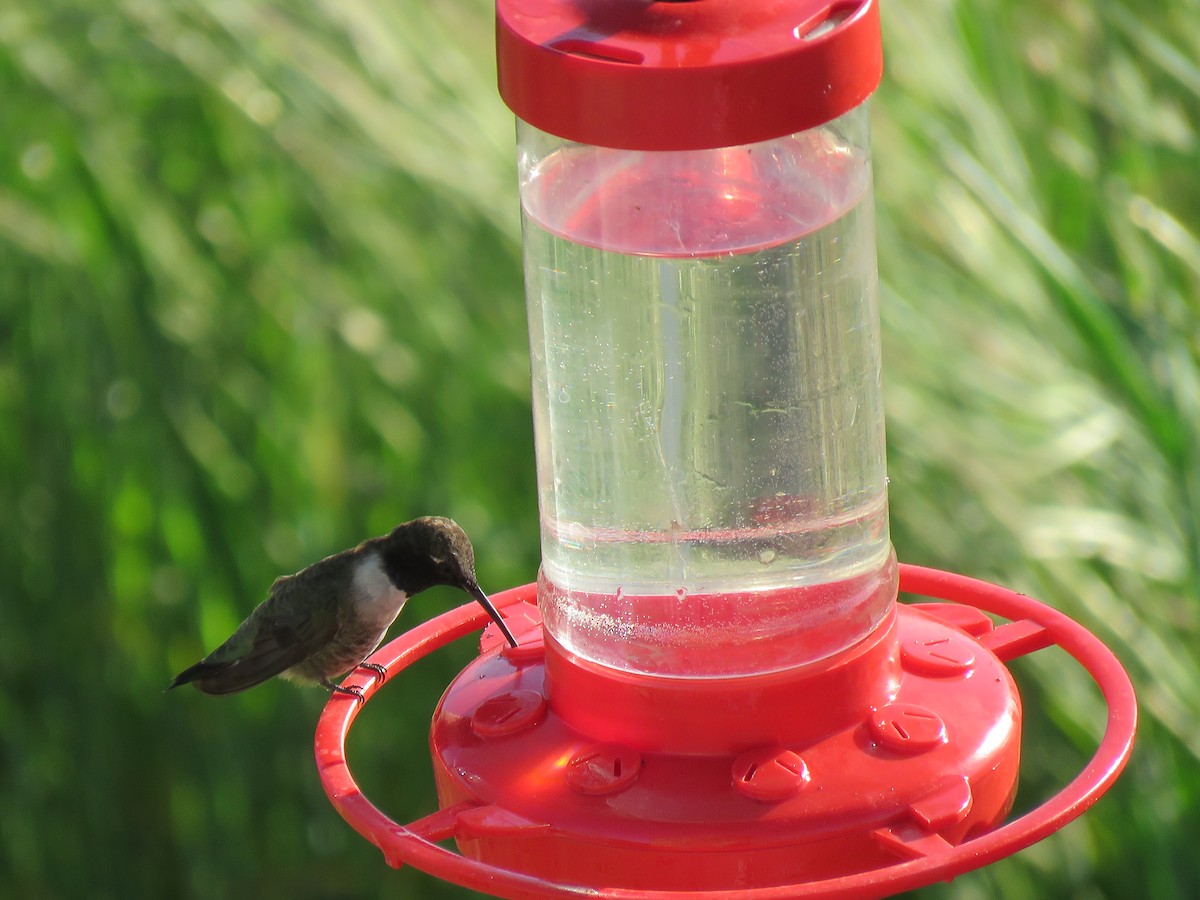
(315, 565), (1137, 899)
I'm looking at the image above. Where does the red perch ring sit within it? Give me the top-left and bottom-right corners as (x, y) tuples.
(315, 564), (1136, 899)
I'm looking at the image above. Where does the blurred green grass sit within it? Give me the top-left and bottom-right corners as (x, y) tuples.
(0, 0), (1196, 897)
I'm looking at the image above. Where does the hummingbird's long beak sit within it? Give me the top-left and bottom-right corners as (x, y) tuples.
(468, 583), (519, 648)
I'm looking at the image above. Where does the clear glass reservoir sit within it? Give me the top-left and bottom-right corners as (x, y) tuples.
(519, 105), (897, 678)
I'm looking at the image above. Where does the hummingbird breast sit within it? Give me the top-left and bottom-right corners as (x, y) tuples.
(287, 622), (391, 682)
(287, 550), (409, 683)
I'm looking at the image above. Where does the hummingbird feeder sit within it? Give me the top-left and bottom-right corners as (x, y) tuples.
(315, 1), (1136, 896)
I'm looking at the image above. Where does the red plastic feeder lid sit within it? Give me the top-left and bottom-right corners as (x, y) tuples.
(496, 0), (884, 150)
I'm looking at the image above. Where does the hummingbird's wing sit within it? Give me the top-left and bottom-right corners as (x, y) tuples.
(170, 563), (345, 695)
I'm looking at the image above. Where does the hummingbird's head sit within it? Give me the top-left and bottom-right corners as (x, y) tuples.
(414, 517), (480, 589)
(384, 517), (519, 647)
(384, 516), (480, 592)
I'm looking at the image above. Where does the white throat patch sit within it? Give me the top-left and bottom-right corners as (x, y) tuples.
(352, 550), (409, 631)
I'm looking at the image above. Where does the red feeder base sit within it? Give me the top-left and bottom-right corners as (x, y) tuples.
(429, 599), (1019, 889)
(315, 566), (1136, 899)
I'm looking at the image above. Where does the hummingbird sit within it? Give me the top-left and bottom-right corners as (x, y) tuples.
(169, 517), (518, 698)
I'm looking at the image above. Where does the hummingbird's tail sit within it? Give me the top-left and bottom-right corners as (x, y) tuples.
(167, 661), (203, 691)
(166, 659), (267, 695)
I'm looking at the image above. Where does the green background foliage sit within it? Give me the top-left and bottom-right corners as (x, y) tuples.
(1, 1), (1196, 897)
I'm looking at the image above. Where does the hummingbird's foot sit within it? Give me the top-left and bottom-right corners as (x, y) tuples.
(321, 677), (367, 705)
(355, 662), (388, 682)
